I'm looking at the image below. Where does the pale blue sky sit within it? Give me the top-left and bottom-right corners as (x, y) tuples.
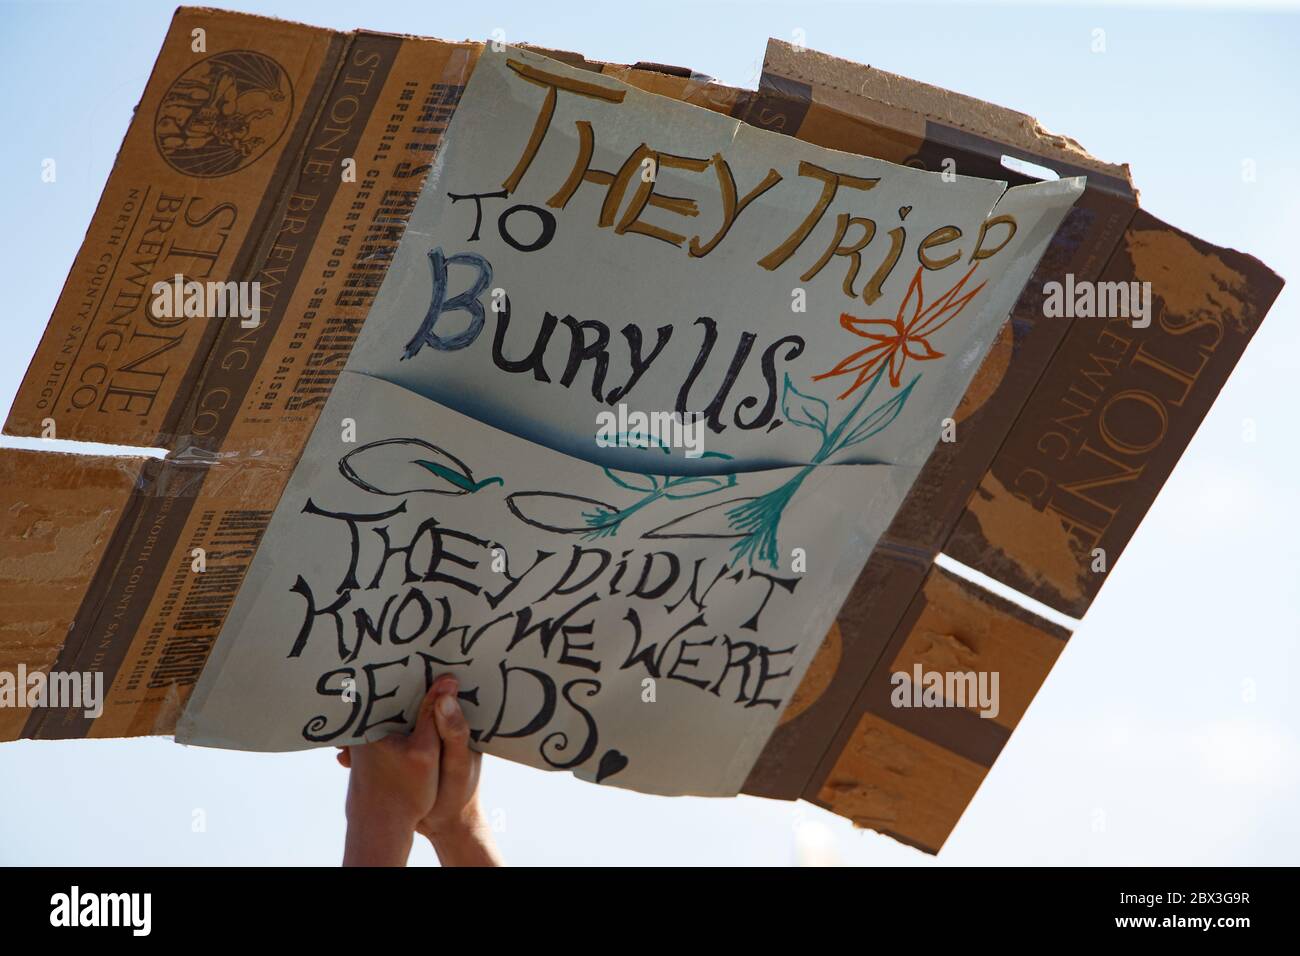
(0, 0), (1296, 865)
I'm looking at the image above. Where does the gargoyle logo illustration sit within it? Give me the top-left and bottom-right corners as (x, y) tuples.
(154, 50), (292, 177)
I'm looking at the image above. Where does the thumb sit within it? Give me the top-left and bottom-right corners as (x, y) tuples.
(434, 684), (469, 748)
(409, 682), (443, 754)
(435, 685), (473, 779)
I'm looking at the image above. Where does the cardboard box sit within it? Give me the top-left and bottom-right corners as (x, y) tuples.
(1, 8), (1282, 852)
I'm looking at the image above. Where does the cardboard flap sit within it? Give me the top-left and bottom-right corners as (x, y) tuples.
(0, 448), (146, 738)
(3, 7), (344, 448)
(762, 38), (1134, 194)
(809, 565), (1070, 853)
(947, 210), (1285, 615)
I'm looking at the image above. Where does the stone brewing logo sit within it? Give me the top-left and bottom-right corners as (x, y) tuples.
(154, 50), (293, 177)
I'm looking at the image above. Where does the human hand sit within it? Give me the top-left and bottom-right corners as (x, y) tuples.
(338, 674), (501, 867)
(414, 676), (501, 865)
(339, 680), (444, 866)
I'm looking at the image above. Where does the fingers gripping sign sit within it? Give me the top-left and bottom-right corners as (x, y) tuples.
(339, 675), (500, 866)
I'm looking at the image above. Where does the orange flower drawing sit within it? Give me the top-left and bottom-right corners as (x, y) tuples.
(813, 264), (988, 399)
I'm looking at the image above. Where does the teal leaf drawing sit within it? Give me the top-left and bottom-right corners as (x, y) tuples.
(603, 468), (660, 493)
(663, 472), (737, 500)
(780, 373), (829, 437)
(836, 373), (919, 452)
(413, 459), (503, 494)
(725, 470), (809, 568)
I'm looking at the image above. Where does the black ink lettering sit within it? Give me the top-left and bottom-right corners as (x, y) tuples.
(736, 335), (805, 430)
(605, 323), (672, 403)
(492, 302), (557, 381)
(559, 315), (611, 401)
(541, 678), (601, 769)
(498, 203), (556, 252)
(288, 574), (352, 659)
(448, 189), (508, 241)
(302, 498), (406, 594)
(302, 667), (360, 743)
(355, 657), (412, 736)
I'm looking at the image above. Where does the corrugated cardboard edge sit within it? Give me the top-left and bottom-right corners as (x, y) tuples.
(763, 39), (1134, 189)
(0, 449), (146, 738)
(16, 6), (354, 739)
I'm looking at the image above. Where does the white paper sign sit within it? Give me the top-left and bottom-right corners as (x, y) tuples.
(178, 46), (1084, 795)
(178, 372), (905, 795)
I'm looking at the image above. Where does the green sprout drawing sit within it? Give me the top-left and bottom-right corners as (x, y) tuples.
(725, 366), (918, 567)
(583, 435), (736, 540)
(412, 458), (503, 494)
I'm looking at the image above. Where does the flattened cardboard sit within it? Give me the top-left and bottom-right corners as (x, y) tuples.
(812, 565), (1069, 853)
(947, 209), (1284, 615)
(0, 449), (144, 738)
(5, 9), (345, 448)
(0, 10), (1283, 856)
(738, 39), (1283, 853)
(342, 45), (1080, 476)
(178, 372), (898, 795)
(170, 41), (1078, 795)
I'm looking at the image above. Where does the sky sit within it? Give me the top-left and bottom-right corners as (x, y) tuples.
(0, 0), (1297, 866)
